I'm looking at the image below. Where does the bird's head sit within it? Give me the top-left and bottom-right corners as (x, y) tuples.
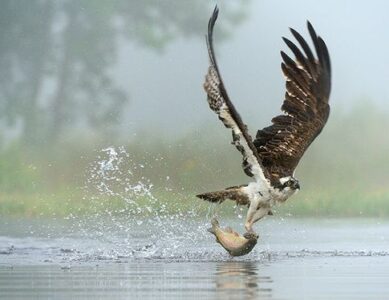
(279, 176), (300, 192)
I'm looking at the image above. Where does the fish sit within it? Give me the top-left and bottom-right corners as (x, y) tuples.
(208, 218), (258, 257)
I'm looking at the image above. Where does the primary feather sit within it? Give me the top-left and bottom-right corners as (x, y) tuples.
(199, 6), (331, 233)
(254, 21), (331, 183)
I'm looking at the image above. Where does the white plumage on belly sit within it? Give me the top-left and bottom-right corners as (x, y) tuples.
(242, 181), (297, 209)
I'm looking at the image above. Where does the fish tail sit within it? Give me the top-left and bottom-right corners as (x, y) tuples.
(207, 217), (219, 234)
(207, 227), (215, 234)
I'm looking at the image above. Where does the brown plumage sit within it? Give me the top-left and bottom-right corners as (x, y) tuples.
(197, 185), (250, 205)
(197, 6), (331, 232)
(254, 23), (331, 182)
(201, 6), (331, 186)
(203, 7), (269, 182)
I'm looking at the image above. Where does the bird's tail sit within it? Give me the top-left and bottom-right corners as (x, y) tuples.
(196, 190), (231, 203)
(196, 185), (248, 205)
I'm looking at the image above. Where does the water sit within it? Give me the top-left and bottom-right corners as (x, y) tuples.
(1, 218), (389, 299)
(1, 149), (389, 299)
(2, 257), (388, 299)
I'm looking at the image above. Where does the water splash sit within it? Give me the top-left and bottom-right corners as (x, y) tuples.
(75, 146), (209, 260)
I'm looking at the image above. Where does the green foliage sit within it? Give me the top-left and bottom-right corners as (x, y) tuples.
(1, 102), (389, 218)
(0, 144), (42, 193)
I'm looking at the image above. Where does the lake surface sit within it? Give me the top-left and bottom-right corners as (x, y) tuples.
(1, 217), (389, 299)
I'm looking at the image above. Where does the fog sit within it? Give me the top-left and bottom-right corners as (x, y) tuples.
(2, 3), (389, 296)
(119, 0), (389, 135)
(2, 0), (389, 139)
(1, 0), (389, 217)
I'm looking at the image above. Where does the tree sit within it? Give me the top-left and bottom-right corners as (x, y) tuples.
(0, 0), (249, 147)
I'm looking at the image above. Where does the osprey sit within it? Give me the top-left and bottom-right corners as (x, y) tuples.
(197, 7), (331, 232)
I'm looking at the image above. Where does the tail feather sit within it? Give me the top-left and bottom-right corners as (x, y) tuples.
(196, 185), (249, 205)
(196, 190), (230, 203)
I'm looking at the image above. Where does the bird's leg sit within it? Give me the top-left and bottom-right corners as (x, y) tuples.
(251, 207), (270, 225)
(245, 196), (260, 232)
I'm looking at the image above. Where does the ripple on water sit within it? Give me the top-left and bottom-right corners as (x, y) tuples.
(1, 147), (389, 267)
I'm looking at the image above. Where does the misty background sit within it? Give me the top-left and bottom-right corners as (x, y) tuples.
(1, 0), (389, 217)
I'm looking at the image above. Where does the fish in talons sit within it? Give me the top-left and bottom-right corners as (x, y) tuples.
(208, 218), (258, 257)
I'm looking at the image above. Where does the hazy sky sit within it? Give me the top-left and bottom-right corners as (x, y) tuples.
(116, 0), (389, 136)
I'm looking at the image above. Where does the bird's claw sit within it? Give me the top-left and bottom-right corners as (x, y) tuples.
(244, 223), (254, 233)
(243, 231), (259, 240)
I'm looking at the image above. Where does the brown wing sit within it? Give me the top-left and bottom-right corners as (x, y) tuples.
(253, 21), (331, 180)
(203, 6), (270, 184)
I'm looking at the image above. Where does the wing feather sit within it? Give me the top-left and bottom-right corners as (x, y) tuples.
(203, 6), (270, 184)
(254, 21), (331, 179)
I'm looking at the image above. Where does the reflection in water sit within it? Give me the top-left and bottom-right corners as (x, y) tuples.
(2, 218), (389, 299)
(2, 257), (389, 299)
(215, 261), (272, 299)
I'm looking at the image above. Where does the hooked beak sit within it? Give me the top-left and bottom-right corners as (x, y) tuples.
(293, 181), (300, 190)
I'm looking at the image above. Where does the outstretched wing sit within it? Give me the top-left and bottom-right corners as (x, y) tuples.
(254, 21), (331, 179)
(203, 6), (270, 184)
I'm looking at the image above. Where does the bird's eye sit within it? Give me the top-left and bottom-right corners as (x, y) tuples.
(281, 181), (290, 188)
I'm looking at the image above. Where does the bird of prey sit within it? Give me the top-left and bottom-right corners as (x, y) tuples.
(197, 6), (331, 232)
